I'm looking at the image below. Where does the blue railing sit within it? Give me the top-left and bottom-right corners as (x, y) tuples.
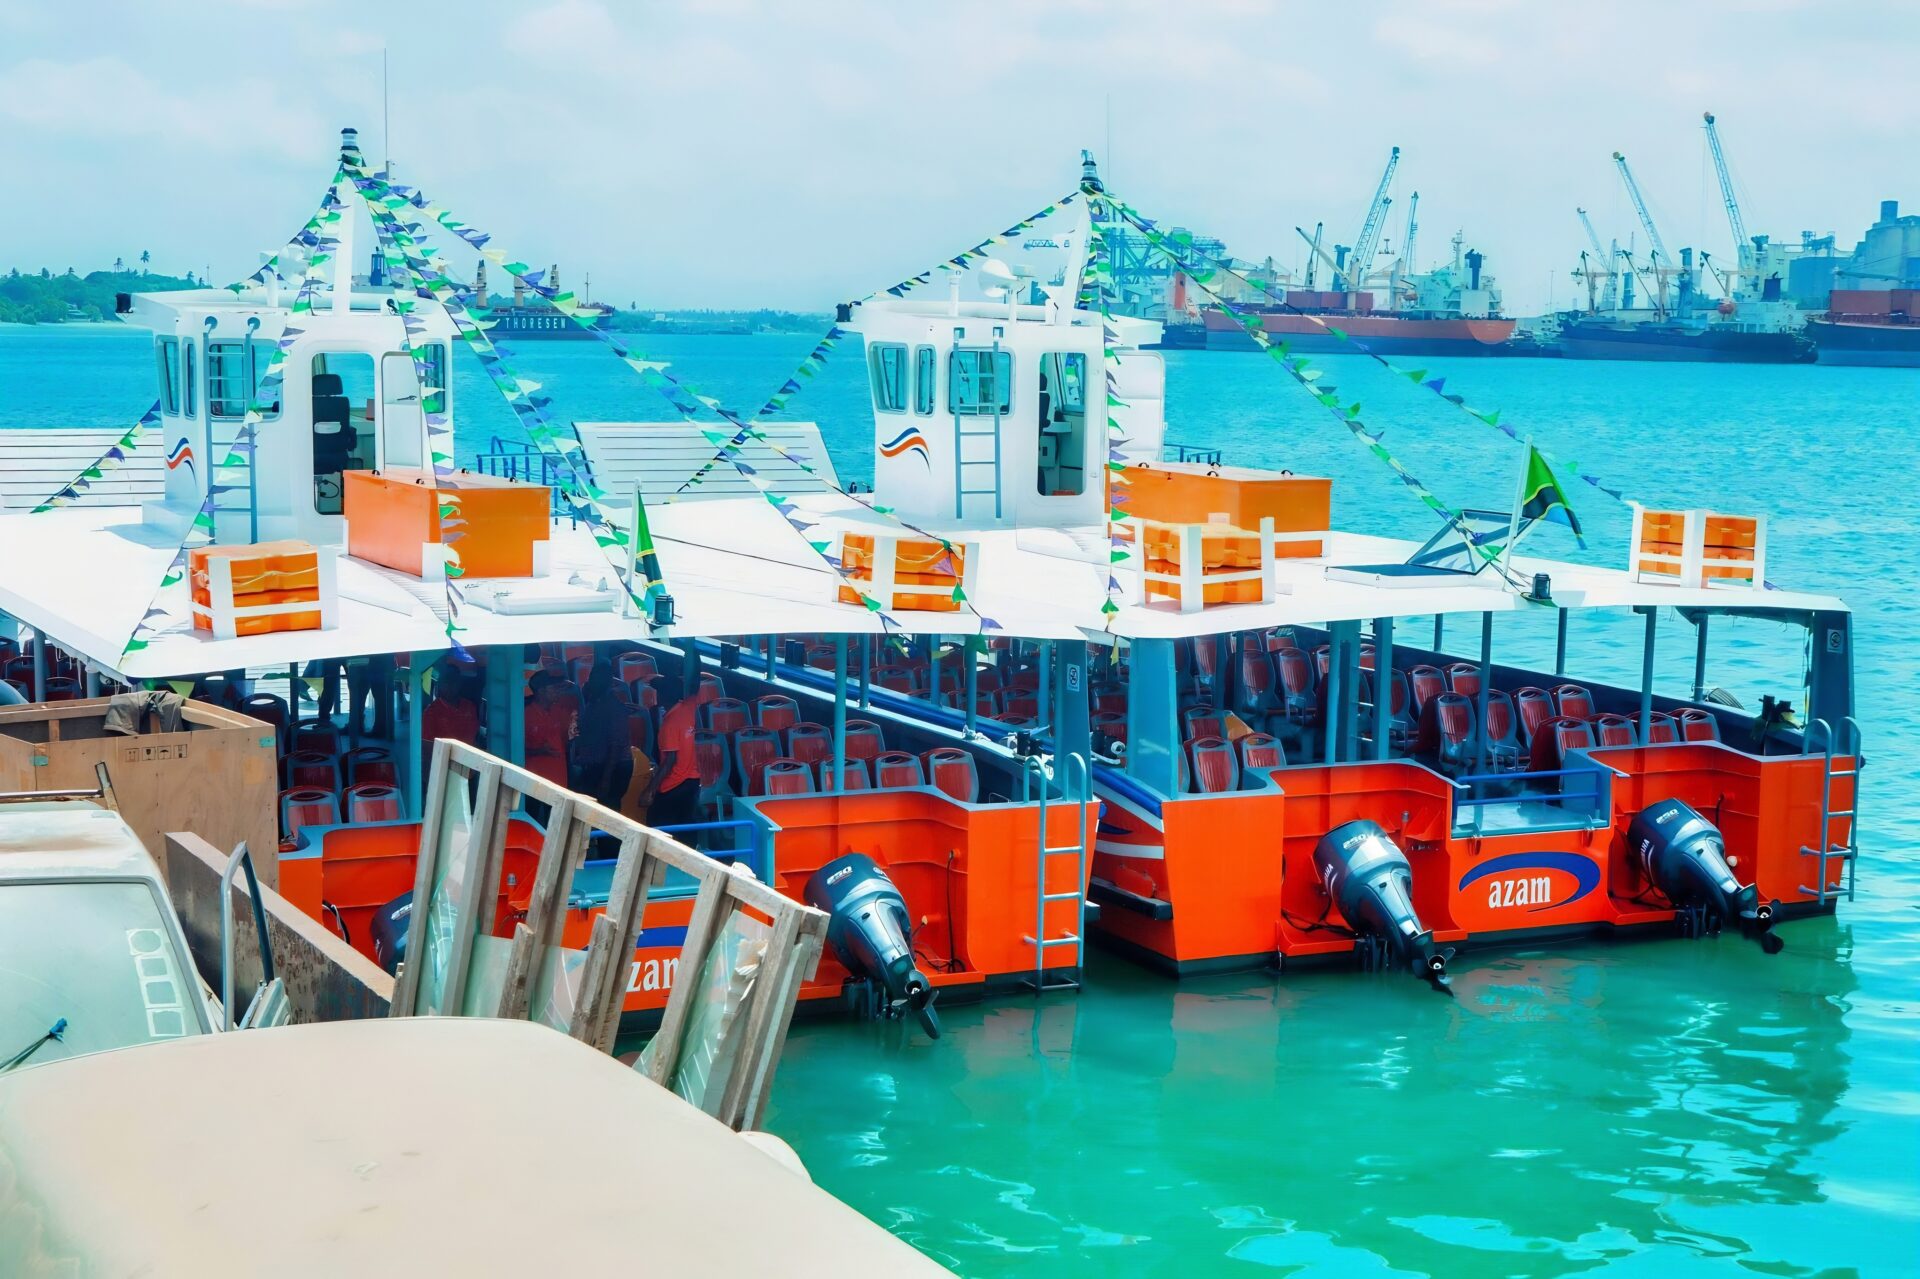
(471, 435), (587, 522)
(575, 818), (769, 907)
(1166, 441), (1224, 467)
(1450, 762), (1615, 833)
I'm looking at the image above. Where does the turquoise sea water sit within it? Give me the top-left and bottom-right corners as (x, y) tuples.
(5, 324), (1917, 1276)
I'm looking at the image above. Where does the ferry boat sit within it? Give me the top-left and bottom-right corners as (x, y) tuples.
(0, 132), (1861, 1030)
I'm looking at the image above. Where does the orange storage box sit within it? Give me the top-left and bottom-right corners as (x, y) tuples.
(343, 468), (552, 579)
(836, 533), (969, 612)
(1125, 462), (1329, 559)
(189, 540), (336, 638)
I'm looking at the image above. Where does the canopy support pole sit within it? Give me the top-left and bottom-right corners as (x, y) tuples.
(1475, 612), (1494, 775)
(832, 636), (848, 793)
(1639, 608), (1658, 739)
(1038, 640), (1052, 734)
(929, 634), (943, 711)
(965, 643), (979, 736)
(1692, 614), (1710, 703)
(858, 636), (871, 710)
(1373, 617), (1394, 761)
(31, 637), (46, 703)
(1433, 614), (1444, 653)
(1555, 609), (1569, 676)
(407, 650), (432, 817)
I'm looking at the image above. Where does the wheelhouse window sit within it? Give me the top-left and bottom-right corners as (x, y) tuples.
(948, 348), (1012, 416)
(419, 343), (448, 415)
(869, 343), (909, 413)
(1036, 351), (1088, 496)
(913, 346), (935, 415)
(181, 341), (197, 418)
(155, 338), (180, 416)
(207, 341), (281, 421)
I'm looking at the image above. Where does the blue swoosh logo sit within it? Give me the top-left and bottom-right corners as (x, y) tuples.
(1457, 851), (1600, 911)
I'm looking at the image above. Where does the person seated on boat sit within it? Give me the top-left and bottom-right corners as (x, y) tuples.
(570, 662), (632, 812)
(420, 658), (480, 749)
(643, 656), (703, 837)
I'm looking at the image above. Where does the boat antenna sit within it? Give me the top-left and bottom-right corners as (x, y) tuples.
(382, 47), (393, 178)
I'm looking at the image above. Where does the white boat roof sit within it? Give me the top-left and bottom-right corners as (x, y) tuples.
(0, 1017), (948, 1275)
(0, 485), (1843, 682)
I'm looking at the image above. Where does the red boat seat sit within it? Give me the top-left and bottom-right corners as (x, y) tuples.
(1264, 627), (1299, 653)
(763, 759), (816, 796)
(290, 721), (341, 756)
(1445, 662), (1482, 699)
(1381, 669), (1417, 749)
(701, 697), (750, 735)
(568, 656), (594, 687)
(1431, 693), (1477, 775)
(733, 727), (782, 795)
(994, 712), (1037, 731)
(616, 652), (658, 688)
(1192, 637), (1222, 694)
(287, 749), (341, 792)
(1235, 647), (1282, 724)
(1594, 713), (1638, 748)
(1187, 736), (1239, 794)
(1407, 665), (1446, 716)
(280, 787), (340, 840)
(1359, 643), (1378, 672)
(1482, 690), (1524, 770)
(844, 719), (885, 762)
(1003, 692), (1040, 721)
(1277, 650), (1319, 727)
(873, 664), (916, 693)
(1554, 684), (1596, 721)
(824, 758), (871, 790)
(1677, 708), (1721, 742)
(755, 694), (800, 734)
(1183, 705), (1226, 741)
(1512, 686), (1556, 745)
(1092, 687), (1127, 715)
(696, 672), (723, 704)
(1313, 644), (1333, 680)
(692, 730), (729, 789)
(343, 747), (397, 787)
(1646, 711), (1681, 745)
(873, 751), (924, 789)
(1238, 732), (1285, 773)
(923, 748), (978, 803)
(1092, 710), (1127, 746)
(346, 783), (403, 824)
(786, 723), (833, 769)
(242, 694), (291, 751)
(1531, 715), (1597, 772)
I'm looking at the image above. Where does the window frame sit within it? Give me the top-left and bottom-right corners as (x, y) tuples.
(155, 338), (181, 416)
(868, 342), (910, 415)
(947, 347), (1013, 417)
(913, 345), (936, 416)
(181, 339), (198, 418)
(206, 341), (250, 421)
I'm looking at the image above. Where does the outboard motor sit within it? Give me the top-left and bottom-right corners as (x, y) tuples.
(1312, 821), (1452, 994)
(369, 891), (412, 976)
(1628, 798), (1782, 953)
(803, 853), (941, 1038)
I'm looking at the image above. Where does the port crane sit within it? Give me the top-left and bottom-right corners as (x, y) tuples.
(1303, 221), (1323, 289)
(1338, 146), (1399, 293)
(1296, 225), (1347, 291)
(1702, 111), (1751, 284)
(1613, 151), (1676, 317)
(1575, 207), (1617, 312)
(1400, 192), (1420, 274)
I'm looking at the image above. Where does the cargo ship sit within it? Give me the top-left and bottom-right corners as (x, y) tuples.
(1808, 289), (1920, 367)
(1559, 315), (1816, 363)
(1199, 237), (1515, 355)
(475, 260), (613, 338)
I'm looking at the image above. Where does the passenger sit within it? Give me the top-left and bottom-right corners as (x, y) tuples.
(643, 656), (702, 833)
(344, 652), (397, 740)
(420, 658), (480, 748)
(523, 671), (576, 792)
(570, 662), (632, 811)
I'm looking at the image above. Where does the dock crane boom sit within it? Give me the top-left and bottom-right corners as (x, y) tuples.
(1401, 191), (1420, 275)
(1703, 111), (1750, 275)
(1613, 151), (1673, 315)
(1343, 146), (1400, 292)
(1577, 207), (1615, 312)
(1296, 225), (1345, 291)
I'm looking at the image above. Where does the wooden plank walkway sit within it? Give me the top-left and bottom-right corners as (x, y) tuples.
(0, 428), (165, 511)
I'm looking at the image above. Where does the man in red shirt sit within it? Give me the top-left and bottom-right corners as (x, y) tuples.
(643, 655), (702, 832)
(420, 659), (480, 749)
(522, 671), (576, 791)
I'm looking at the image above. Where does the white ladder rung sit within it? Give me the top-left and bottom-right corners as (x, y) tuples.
(1023, 933), (1081, 947)
(1041, 891), (1082, 903)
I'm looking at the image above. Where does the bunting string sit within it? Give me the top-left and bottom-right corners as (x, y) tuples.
(1079, 192), (1132, 622)
(1096, 183), (1508, 575)
(1107, 195), (1632, 509)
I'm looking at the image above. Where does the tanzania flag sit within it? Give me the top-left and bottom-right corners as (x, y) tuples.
(1518, 444), (1584, 547)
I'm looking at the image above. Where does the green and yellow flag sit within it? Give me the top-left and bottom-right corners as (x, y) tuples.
(1518, 444), (1584, 547)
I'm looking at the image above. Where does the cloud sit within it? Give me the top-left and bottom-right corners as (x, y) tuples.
(0, 56), (326, 158)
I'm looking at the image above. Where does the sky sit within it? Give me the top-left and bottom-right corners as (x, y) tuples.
(0, 0), (1913, 315)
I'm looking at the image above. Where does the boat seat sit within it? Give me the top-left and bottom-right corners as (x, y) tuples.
(923, 747), (978, 803)
(692, 729), (730, 792)
(1531, 715), (1598, 772)
(873, 751), (924, 789)
(1677, 708), (1721, 742)
(1238, 732), (1285, 776)
(1276, 650), (1319, 728)
(1554, 684), (1596, 721)
(993, 713), (1037, 731)
(1407, 665), (1446, 717)
(786, 723), (833, 769)
(2, 679), (26, 702)
(346, 783), (403, 824)
(1312, 644), (1333, 680)
(844, 719), (885, 761)
(823, 758), (871, 791)
(754, 694), (799, 733)
(1002, 692), (1041, 721)
(1182, 705), (1226, 742)
(1092, 710), (1127, 748)
(1187, 735), (1239, 794)
(873, 664), (916, 693)
(1382, 670), (1418, 749)
(1234, 647), (1283, 726)
(343, 746), (397, 787)
(1594, 713), (1638, 748)
(287, 749), (341, 792)
(732, 727), (782, 796)
(1430, 693), (1478, 776)
(1482, 690), (1525, 770)
(242, 693), (291, 752)
(1512, 686), (1556, 745)
(1445, 662), (1482, 699)
(1091, 687), (1127, 715)
(280, 787), (340, 840)
(291, 721), (341, 756)
(625, 705), (655, 753)
(1264, 627), (1300, 654)
(1646, 711), (1681, 745)
(762, 758), (816, 796)
(1191, 637), (1222, 696)
(568, 656), (595, 687)
(696, 672), (723, 704)
(701, 697), (750, 736)
(616, 652), (658, 688)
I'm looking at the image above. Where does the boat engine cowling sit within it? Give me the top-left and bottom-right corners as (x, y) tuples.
(1628, 798), (1782, 953)
(1312, 821), (1452, 994)
(803, 853), (941, 1038)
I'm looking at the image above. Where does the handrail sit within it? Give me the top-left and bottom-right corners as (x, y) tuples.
(580, 818), (768, 884)
(218, 841), (276, 1031)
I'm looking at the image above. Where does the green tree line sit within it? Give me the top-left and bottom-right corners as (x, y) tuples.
(0, 263), (199, 324)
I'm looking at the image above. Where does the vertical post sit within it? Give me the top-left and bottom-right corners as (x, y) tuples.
(287, 663), (299, 717)
(1433, 614), (1444, 653)
(765, 633), (776, 678)
(1474, 612), (1493, 775)
(1052, 639), (1091, 777)
(1691, 613), (1709, 703)
(1322, 628), (1343, 765)
(1639, 607), (1657, 740)
(407, 650), (432, 816)
(1373, 617), (1394, 761)
(30, 635), (46, 703)
(929, 633), (943, 709)
(1037, 639), (1052, 733)
(1338, 622), (1363, 759)
(1554, 609), (1569, 677)
(858, 635), (871, 710)
(832, 635), (848, 793)
(965, 642), (979, 736)
(84, 666), (102, 698)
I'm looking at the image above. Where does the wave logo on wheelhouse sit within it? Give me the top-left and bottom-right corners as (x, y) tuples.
(879, 426), (931, 466)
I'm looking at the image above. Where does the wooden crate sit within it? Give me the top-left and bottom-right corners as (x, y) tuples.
(0, 697), (280, 883)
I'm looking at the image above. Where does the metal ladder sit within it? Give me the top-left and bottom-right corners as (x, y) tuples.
(1799, 716), (1864, 905)
(207, 419), (260, 543)
(952, 346), (1005, 521)
(1020, 751), (1089, 994)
